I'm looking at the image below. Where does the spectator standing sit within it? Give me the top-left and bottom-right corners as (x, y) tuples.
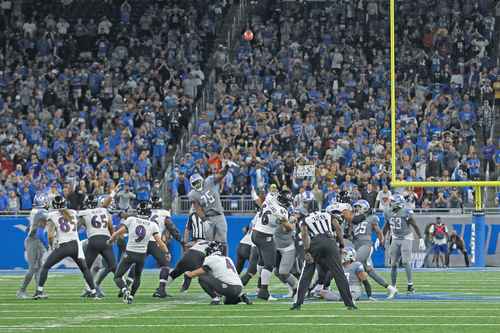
(429, 217), (449, 268)
(116, 184), (136, 210)
(375, 185), (392, 210)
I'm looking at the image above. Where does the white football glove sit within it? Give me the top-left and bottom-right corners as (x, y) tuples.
(419, 238), (426, 251)
(374, 238), (380, 251)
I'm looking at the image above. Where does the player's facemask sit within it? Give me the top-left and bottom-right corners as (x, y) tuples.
(192, 180), (203, 191)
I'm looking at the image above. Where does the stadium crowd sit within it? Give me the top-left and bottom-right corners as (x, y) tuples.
(0, 0), (498, 212)
(172, 0), (499, 210)
(0, 0), (229, 211)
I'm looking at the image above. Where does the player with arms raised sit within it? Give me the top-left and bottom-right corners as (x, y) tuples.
(251, 189), (291, 300)
(351, 199), (397, 298)
(188, 165), (231, 254)
(34, 196), (100, 299)
(383, 194), (425, 295)
(108, 201), (168, 304)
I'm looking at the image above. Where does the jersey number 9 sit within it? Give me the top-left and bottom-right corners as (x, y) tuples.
(134, 225), (146, 242)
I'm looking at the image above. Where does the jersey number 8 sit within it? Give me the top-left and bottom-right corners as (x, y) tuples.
(58, 217), (76, 232)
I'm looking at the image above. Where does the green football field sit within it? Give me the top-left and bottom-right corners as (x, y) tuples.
(1, 269), (500, 333)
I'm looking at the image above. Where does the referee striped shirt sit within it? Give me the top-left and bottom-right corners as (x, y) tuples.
(187, 212), (205, 240)
(302, 212), (333, 238)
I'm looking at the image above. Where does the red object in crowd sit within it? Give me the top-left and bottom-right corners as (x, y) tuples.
(243, 30), (254, 41)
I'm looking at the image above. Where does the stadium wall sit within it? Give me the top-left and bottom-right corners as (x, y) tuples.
(1, 215), (499, 269)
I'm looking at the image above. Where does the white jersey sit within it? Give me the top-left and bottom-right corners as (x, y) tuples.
(47, 210), (80, 244)
(203, 255), (242, 286)
(149, 209), (171, 241)
(78, 207), (111, 238)
(240, 214), (257, 246)
(123, 216), (160, 254)
(253, 194), (288, 235)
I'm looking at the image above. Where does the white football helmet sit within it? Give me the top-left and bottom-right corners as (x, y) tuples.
(342, 247), (357, 263)
(190, 174), (204, 192)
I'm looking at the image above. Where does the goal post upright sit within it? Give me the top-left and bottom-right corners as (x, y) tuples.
(388, 0), (499, 267)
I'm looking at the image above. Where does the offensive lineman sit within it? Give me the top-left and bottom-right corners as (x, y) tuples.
(251, 190), (291, 300)
(350, 199), (397, 298)
(34, 196), (99, 299)
(383, 194), (425, 295)
(108, 201), (168, 304)
(185, 241), (252, 305)
(17, 193), (49, 299)
(78, 195), (116, 298)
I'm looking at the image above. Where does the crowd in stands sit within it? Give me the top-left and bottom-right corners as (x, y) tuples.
(0, 0), (230, 211)
(0, 0), (498, 212)
(171, 0), (499, 210)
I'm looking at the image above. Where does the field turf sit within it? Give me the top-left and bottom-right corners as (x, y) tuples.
(1, 269), (500, 333)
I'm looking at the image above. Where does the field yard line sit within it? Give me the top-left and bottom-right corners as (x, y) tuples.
(2, 307), (500, 314)
(2, 303), (172, 331)
(3, 323), (500, 330)
(66, 314), (500, 319)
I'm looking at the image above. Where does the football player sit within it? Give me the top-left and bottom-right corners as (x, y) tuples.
(350, 200), (397, 298)
(188, 164), (231, 254)
(78, 195), (115, 298)
(320, 248), (374, 302)
(251, 190), (291, 300)
(108, 201), (168, 304)
(185, 241), (251, 305)
(34, 196), (100, 299)
(17, 193), (49, 299)
(383, 194), (425, 295)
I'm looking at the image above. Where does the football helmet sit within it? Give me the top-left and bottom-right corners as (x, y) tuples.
(51, 195), (66, 209)
(277, 189), (292, 208)
(353, 199), (370, 215)
(390, 194), (406, 212)
(150, 196), (162, 209)
(342, 247), (357, 263)
(136, 201), (152, 217)
(190, 174), (204, 192)
(205, 241), (223, 257)
(84, 195), (98, 209)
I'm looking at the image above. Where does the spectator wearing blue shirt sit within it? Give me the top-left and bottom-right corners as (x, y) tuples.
(466, 153), (481, 180)
(0, 189), (8, 211)
(172, 172), (191, 198)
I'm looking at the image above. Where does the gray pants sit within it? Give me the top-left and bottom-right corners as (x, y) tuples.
(205, 215), (227, 243)
(276, 247), (296, 275)
(390, 239), (413, 266)
(20, 237), (46, 291)
(322, 289), (362, 302)
(355, 244), (373, 269)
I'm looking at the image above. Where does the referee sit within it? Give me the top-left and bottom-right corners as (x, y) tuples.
(291, 204), (356, 310)
(180, 209), (207, 292)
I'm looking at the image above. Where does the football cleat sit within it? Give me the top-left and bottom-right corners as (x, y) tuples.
(96, 286), (105, 298)
(16, 290), (30, 299)
(152, 288), (168, 298)
(80, 289), (92, 298)
(387, 285), (398, 299)
(33, 291), (48, 300)
(346, 305), (359, 310)
(257, 288), (271, 301)
(240, 293), (252, 305)
(290, 303), (301, 311)
(89, 292), (103, 300)
(122, 289), (132, 304)
(407, 285), (415, 295)
(210, 297), (221, 305)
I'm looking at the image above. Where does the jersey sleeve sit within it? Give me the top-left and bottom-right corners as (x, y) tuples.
(187, 190), (199, 203)
(368, 215), (379, 226)
(151, 222), (160, 235)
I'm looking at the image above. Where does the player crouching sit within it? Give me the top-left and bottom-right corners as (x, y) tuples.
(185, 241), (252, 305)
(320, 248), (374, 302)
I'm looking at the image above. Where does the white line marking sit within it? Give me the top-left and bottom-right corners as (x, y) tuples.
(2, 323), (500, 330)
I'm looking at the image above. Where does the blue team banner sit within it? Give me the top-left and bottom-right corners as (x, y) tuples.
(1, 215), (499, 269)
